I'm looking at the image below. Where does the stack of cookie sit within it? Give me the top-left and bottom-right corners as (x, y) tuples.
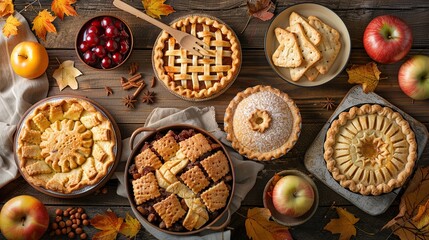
(272, 12), (342, 82)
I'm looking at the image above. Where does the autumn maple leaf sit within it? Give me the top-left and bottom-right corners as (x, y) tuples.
(119, 212), (141, 238)
(245, 208), (293, 240)
(383, 167), (429, 240)
(247, 0), (275, 21)
(347, 62), (382, 93)
(51, 0), (78, 20)
(52, 60), (82, 90)
(0, 0), (14, 17)
(324, 207), (359, 240)
(32, 9), (57, 40)
(142, 0), (175, 19)
(2, 14), (21, 38)
(91, 211), (124, 240)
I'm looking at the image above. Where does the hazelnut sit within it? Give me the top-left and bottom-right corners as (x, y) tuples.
(55, 209), (63, 216)
(75, 227), (83, 234)
(80, 233), (88, 239)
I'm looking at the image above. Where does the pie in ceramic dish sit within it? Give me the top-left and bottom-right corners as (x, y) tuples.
(128, 128), (233, 232)
(323, 104), (417, 195)
(16, 98), (116, 194)
(152, 15), (241, 100)
(224, 85), (302, 161)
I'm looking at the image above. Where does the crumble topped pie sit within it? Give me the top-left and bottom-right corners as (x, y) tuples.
(129, 129), (233, 232)
(224, 85), (302, 161)
(153, 15), (241, 100)
(323, 104), (417, 195)
(17, 98), (116, 194)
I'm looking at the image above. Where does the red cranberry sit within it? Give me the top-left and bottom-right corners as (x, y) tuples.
(79, 42), (89, 52)
(105, 25), (119, 38)
(105, 39), (118, 52)
(85, 33), (99, 47)
(101, 17), (113, 28)
(86, 25), (99, 35)
(114, 21), (124, 30)
(91, 19), (101, 28)
(101, 57), (112, 69)
(111, 52), (123, 64)
(119, 40), (129, 54)
(83, 50), (97, 64)
(94, 45), (106, 58)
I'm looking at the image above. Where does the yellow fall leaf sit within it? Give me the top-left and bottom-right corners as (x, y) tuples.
(32, 9), (57, 41)
(53, 60), (82, 91)
(2, 14), (21, 38)
(142, 0), (175, 19)
(119, 212), (141, 238)
(245, 208), (293, 240)
(347, 62), (381, 93)
(0, 0), (14, 17)
(51, 0), (78, 20)
(324, 207), (359, 240)
(384, 167), (429, 240)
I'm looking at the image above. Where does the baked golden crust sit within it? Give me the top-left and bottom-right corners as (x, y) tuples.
(224, 85), (301, 161)
(153, 15), (241, 100)
(17, 98), (116, 194)
(323, 104), (417, 195)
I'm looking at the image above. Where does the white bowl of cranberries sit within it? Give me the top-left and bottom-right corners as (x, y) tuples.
(76, 16), (133, 70)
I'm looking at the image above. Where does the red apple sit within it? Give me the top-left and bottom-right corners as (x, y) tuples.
(363, 15), (412, 64)
(272, 175), (315, 218)
(398, 55), (429, 100)
(0, 195), (49, 240)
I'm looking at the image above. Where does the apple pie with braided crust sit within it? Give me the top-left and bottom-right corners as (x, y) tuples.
(153, 15), (241, 100)
(17, 98), (116, 194)
(323, 104), (417, 195)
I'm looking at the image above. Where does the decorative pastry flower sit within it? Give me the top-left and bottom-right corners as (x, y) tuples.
(354, 132), (389, 168)
(248, 109), (272, 133)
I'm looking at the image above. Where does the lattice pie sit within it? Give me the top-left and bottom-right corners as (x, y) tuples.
(324, 104), (417, 195)
(153, 15), (241, 100)
(129, 129), (233, 232)
(17, 98), (116, 194)
(224, 85), (302, 161)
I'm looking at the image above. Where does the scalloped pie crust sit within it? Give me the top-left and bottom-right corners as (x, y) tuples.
(224, 85), (302, 161)
(17, 98), (116, 194)
(323, 104), (417, 195)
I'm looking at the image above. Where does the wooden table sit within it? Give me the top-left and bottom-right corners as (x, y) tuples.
(1, 1), (428, 239)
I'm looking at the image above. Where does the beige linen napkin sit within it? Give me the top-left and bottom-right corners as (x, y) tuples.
(0, 12), (49, 188)
(115, 106), (264, 240)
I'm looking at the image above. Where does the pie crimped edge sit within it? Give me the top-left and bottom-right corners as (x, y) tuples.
(152, 15), (241, 100)
(224, 85), (302, 161)
(323, 104), (417, 196)
(16, 97), (118, 195)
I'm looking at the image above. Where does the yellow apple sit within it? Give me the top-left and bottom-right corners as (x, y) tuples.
(10, 41), (49, 79)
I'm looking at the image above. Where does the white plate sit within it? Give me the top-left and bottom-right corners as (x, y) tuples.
(264, 3), (351, 87)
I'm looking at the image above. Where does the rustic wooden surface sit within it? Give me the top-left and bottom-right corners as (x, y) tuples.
(1, 0), (428, 239)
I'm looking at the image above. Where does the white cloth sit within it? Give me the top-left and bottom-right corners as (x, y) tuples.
(115, 106), (264, 240)
(0, 12), (49, 188)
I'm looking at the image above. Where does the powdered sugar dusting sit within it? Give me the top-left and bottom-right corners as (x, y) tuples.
(232, 91), (293, 153)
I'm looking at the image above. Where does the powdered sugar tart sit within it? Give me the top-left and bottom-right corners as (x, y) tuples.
(152, 15), (241, 100)
(224, 85), (302, 161)
(16, 97), (117, 195)
(323, 104), (417, 196)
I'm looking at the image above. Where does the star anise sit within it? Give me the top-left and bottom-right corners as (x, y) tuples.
(122, 95), (137, 109)
(322, 97), (336, 110)
(142, 91), (155, 104)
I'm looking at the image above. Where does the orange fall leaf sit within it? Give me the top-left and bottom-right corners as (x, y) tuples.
(142, 0), (175, 19)
(324, 207), (359, 240)
(0, 0), (14, 17)
(51, 0), (78, 20)
(32, 9), (57, 41)
(245, 207), (293, 240)
(347, 62), (382, 93)
(2, 14), (21, 38)
(384, 167), (429, 240)
(90, 210), (141, 240)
